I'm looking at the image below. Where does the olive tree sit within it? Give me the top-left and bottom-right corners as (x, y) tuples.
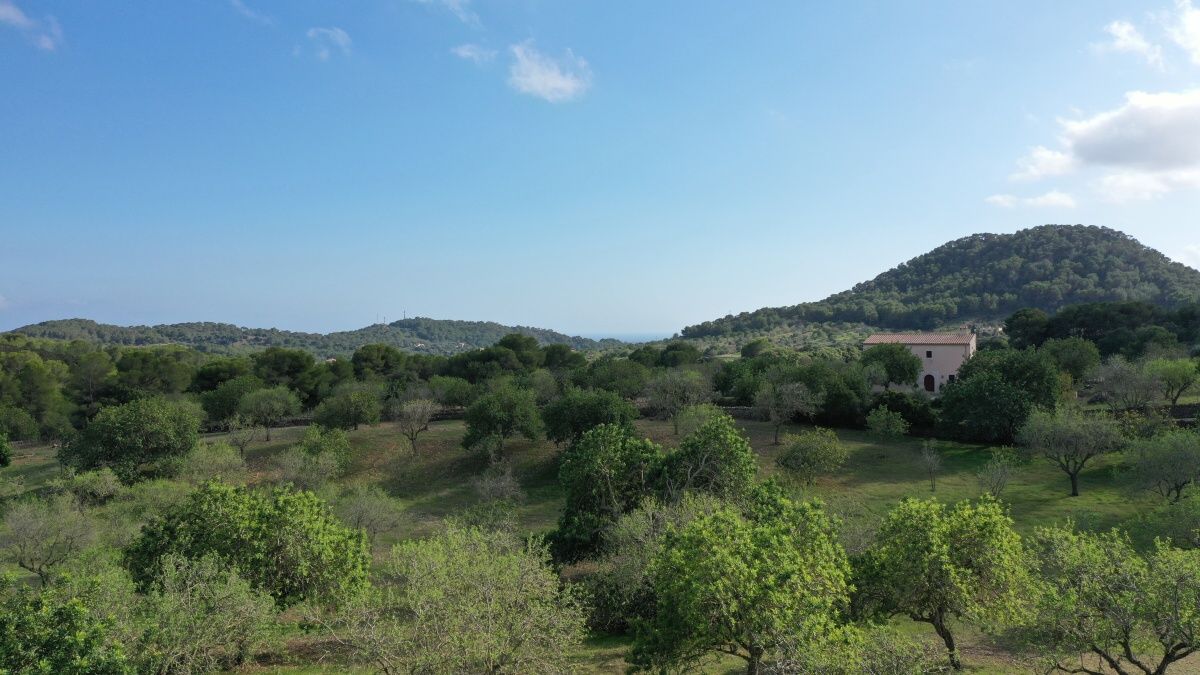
(866, 405), (910, 440)
(1145, 358), (1199, 406)
(659, 412), (757, 502)
(333, 485), (405, 546)
(630, 491), (852, 675)
(1017, 407), (1125, 497)
(2, 494), (94, 585)
(855, 497), (1028, 670)
(1127, 429), (1200, 503)
(645, 369), (711, 434)
(327, 526), (586, 674)
(237, 387), (301, 441)
(754, 380), (821, 444)
(396, 398), (438, 454)
(1093, 357), (1158, 412)
(776, 427), (848, 485)
(462, 384), (542, 457)
(64, 397), (202, 479)
(542, 388), (637, 447)
(1026, 526), (1200, 675)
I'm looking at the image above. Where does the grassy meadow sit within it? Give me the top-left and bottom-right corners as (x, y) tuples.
(1, 416), (1188, 673)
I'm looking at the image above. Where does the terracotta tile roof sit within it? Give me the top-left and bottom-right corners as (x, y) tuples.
(863, 333), (975, 346)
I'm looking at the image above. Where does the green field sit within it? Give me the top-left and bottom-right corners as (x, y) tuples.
(1, 417), (1190, 673)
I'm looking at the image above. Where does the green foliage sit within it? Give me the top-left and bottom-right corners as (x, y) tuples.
(1036, 300), (1200, 358)
(574, 356), (650, 398)
(1025, 527), (1200, 675)
(236, 386), (300, 440)
(542, 388), (637, 446)
(0, 349), (74, 440)
(939, 372), (1033, 444)
(312, 383), (382, 430)
(462, 384), (542, 455)
(331, 526), (586, 675)
(866, 405), (910, 440)
(671, 402), (722, 439)
(0, 430), (9, 468)
(1017, 407), (1125, 497)
(1145, 357), (1199, 405)
(776, 427), (849, 485)
(332, 485), (404, 545)
(1093, 356), (1159, 412)
(296, 424), (352, 472)
(957, 348), (1061, 410)
(53, 467), (125, 506)
(2, 494), (94, 585)
(1126, 429), (1200, 503)
(125, 482), (369, 607)
(173, 442), (249, 487)
(645, 369), (711, 433)
(64, 397), (202, 479)
(739, 338), (772, 358)
(200, 373), (263, 423)
(754, 379), (821, 444)
(1040, 337), (1101, 384)
(555, 424), (663, 560)
(426, 374), (474, 406)
(872, 390), (938, 435)
(1004, 308), (1050, 350)
(660, 412), (757, 502)
(137, 553), (275, 674)
(113, 346), (198, 397)
(0, 576), (132, 674)
(855, 497), (1028, 669)
(629, 491), (851, 674)
(862, 343), (922, 386)
(251, 347), (316, 387)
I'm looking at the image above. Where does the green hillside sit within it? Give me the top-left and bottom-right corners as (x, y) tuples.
(682, 225), (1200, 338)
(7, 317), (623, 357)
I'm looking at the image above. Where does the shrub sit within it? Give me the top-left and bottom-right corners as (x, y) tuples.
(0, 577), (131, 674)
(64, 397), (202, 480)
(866, 405), (909, 439)
(776, 428), (849, 485)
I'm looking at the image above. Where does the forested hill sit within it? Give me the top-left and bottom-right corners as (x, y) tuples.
(7, 317), (623, 357)
(682, 225), (1200, 337)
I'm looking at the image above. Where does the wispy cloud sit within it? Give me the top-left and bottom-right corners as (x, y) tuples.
(985, 190), (1077, 208)
(0, 293), (8, 310)
(507, 41), (591, 103)
(1011, 146), (1076, 181)
(1169, 0), (1200, 65)
(305, 27), (352, 61)
(1095, 20), (1164, 69)
(452, 43), (496, 64)
(0, 0), (62, 51)
(229, 0), (273, 26)
(411, 0), (479, 26)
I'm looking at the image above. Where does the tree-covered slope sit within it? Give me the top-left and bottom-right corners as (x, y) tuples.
(683, 225), (1200, 337)
(7, 317), (622, 357)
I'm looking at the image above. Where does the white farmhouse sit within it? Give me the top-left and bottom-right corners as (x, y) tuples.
(862, 332), (977, 393)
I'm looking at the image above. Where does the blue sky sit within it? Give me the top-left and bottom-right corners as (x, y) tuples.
(2, 1), (1199, 338)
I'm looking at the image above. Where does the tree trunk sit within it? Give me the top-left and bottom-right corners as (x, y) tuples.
(745, 646), (764, 675)
(773, 425), (780, 445)
(931, 613), (961, 670)
(1069, 471), (1080, 497)
(265, 426), (272, 442)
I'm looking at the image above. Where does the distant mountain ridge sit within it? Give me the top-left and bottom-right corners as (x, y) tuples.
(682, 225), (1200, 338)
(7, 317), (625, 357)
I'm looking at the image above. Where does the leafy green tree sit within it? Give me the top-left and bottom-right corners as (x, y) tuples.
(1093, 356), (1158, 412)
(351, 343), (407, 380)
(332, 485), (404, 546)
(2, 494), (94, 585)
(237, 386), (301, 441)
(65, 397), (202, 478)
(854, 497), (1028, 670)
(555, 424), (663, 560)
(330, 526), (586, 674)
(1127, 429), (1200, 503)
(630, 491), (851, 675)
(1017, 407), (1125, 497)
(776, 428), (848, 485)
(866, 405), (910, 440)
(957, 348), (1061, 410)
(1041, 337), (1101, 384)
(125, 482), (369, 607)
(138, 553), (275, 674)
(754, 380), (821, 444)
(1026, 527), (1200, 675)
(739, 339), (772, 359)
(0, 577), (132, 674)
(1145, 358), (1199, 406)
(312, 383), (382, 430)
(496, 333), (546, 369)
(671, 402), (722, 438)
(297, 424), (352, 472)
(462, 384), (542, 456)
(0, 430), (10, 468)
(200, 373), (263, 423)
(575, 357), (649, 399)
(174, 441), (249, 487)
(939, 372), (1033, 443)
(659, 412), (757, 502)
(114, 347), (197, 396)
(862, 343), (922, 386)
(1004, 307), (1050, 349)
(542, 388), (637, 446)
(645, 369), (711, 434)
(67, 349), (116, 416)
(872, 390), (938, 435)
(189, 356), (252, 393)
(541, 343), (586, 371)
(252, 347), (316, 388)
(658, 341), (702, 367)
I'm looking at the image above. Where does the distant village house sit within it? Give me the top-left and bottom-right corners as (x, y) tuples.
(862, 332), (977, 393)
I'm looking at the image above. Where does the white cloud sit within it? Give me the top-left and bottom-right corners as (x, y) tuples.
(306, 27), (352, 61)
(229, 0), (273, 26)
(0, 0), (62, 51)
(1095, 168), (1200, 202)
(452, 43), (496, 64)
(411, 0), (479, 26)
(1096, 20), (1165, 69)
(1011, 145), (1076, 181)
(507, 41), (592, 103)
(985, 191), (1077, 208)
(1169, 0), (1200, 65)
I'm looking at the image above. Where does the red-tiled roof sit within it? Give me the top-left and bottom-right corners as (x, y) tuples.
(863, 333), (975, 346)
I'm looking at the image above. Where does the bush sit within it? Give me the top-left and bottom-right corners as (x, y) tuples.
(871, 391), (938, 434)
(542, 388), (637, 446)
(296, 425), (352, 472)
(659, 413), (756, 502)
(776, 428), (849, 485)
(0, 431), (10, 469)
(0, 577), (132, 674)
(866, 405), (909, 439)
(173, 442), (248, 486)
(312, 384), (382, 430)
(55, 467), (125, 506)
(64, 397), (203, 480)
(125, 482), (370, 607)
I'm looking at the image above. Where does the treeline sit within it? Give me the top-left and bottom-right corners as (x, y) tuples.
(10, 317), (619, 357)
(683, 225), (1200, 336)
